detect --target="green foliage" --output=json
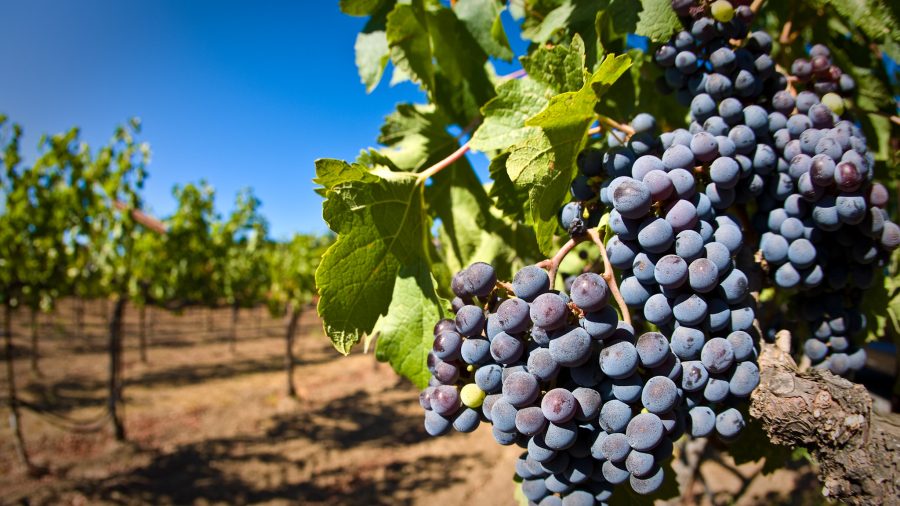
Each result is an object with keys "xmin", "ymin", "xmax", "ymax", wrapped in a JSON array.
[
  {"xmin": 635, "ymin": 0, "xmax": 683, "ymax": 42},
  {"xmin": 217, "ymin": 188, "xmax": 270, "ymax": 309},
  {"xmin": 0, "ymin": 115, "xmax": 325, "ymax": 328},
  {"xmin": 267, "ymin": 233, "xmax": 331, "ymax": 315},
  {"xmin": 315, "ymin": 2, "xmax": 638, "ymax": 383},
  {"xmin": 314, "ymin": 159, "xmax": 429, "ymax": 356},
  {"xmin": 320, "ymin": 0, "xmax": 900, "ymax": 396},
  {"xmin": 508, "ymin": 53, "xmax": 631, "ymax": 255}
]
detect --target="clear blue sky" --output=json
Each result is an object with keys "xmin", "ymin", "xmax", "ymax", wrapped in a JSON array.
[{"xmin": 0, "ymin": 1, "xmax": 526, "ymax": 239}]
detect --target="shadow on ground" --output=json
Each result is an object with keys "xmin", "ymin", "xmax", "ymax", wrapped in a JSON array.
[{"xmin": 65, "ymin": 385, "xmax": 473, "ymax": 505}]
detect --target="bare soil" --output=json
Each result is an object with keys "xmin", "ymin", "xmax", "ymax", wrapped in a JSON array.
[{"xmin": 0, "ymin": 300, "xmax": 822, "ymax": 505}]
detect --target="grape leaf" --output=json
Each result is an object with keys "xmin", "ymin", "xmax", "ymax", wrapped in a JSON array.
[
  {"xmin": 340, "ymin": 0, "xmax": 389, "ymax": 16},
  {"xmin": 428, "ymin": 155, "xmax": 540, "ymax": 279},
  {"xmin": 314, "ymin": 159, "xmax": 429, "ymax": 354},
  {"xmin": 811, "ymin": 0, "xmax": 900, "ymax": 47},
  {"xmin": 595, "ymin": 0, "xmax": 639, "ymax": 55},
  {"xmin": 386, "ymin": 4, "xmax": 434, "ymax": 92},
  {"xmin": 427, "ymin": 157, "xmax": 497, "ymax": 274},
  {"xmin": 861, "ymin": 251, "xmax": 900, "ymax": 341},
  {"xmin": 635, "ymin": 0, "xmax": 682, "ymax": 42},
  {"xmin": 453, "ymin": 0, "xmax": 513, "ymax": 61},
  {"xmin": 520, "ymin": 34, "xmax": 588, "ymax": 94},
  {"xmin": 377, "ymin": 103, "xmax": 458, "ymax": 171},
  {"xmin": 520, "ymin": 2, "xmax": 575, "ymax": 43},
  {"xmin": 487, "ymin": 151, "xmax": 528, "ymax": 221},
  {"xmin": 372, "ymin": 258, "xmax": 446, "ymax": 388},
  {"xmin": 469, "ymin": 78, "xmax": 549, "ymax": 153},
  {"xmin": 355, "ymin": 31, "xmax": 391, "ymax": 93},
  {"xmin": 508, "ymin": 54, "xmax": 631, "ymax": 255},
  {"xmin": 470, "ymin": 36, "xmax": 588, "ymax": 153},
  {"xmin": 426, "ymin": 8, "xmax": 496, "ymax": 126},
  {"xmin": 349, "ymin": 1, "xmax": 396, "ymax": 93}
]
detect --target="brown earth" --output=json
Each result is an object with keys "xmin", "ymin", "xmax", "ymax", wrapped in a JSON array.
[{"xmin": 0, "ymin": 300, "xmax": 823, "ymax": 505}]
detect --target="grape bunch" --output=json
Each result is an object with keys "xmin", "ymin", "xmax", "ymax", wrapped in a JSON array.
[
  {"xmin": 749, "ymin": 46, "xmax": 898, "ymax": 372},
  {"xmin": 423, "ymin": 254, "xmax": 758, "ymax": 503},
  {"xmin": 655, "ymin": 2, "xmax": 782, "ymax": 109},
  {"xmin": 648, "ymin": 0, "xmax": 897, "ymax": 376},
  {"xmin": 789, "ymin": 44, "xmax": 855, "ymax": 101},
  {"xmin": 797, "ymin": 295, "xmax": 868, "ymax": 375}
]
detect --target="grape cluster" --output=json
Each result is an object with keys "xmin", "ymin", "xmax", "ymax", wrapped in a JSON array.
[
  {"xmin": 789, "ymin": 44, "xmax": 855, "ymax": 101},
  {"xmin": 748, "ymin": 45, "xmax": 898, "ymax": 372},
  {"xmin": 423, "ymin": 248, "xmax": 758, "ymax": 504},
  {"xmin": 798, "ymin": 295, "xmax": 868, "ymax": 375},
  {"xmin": 424, "ymin": 262, "xmax": 682, "ymax": 501},
  {"xmin": 655, "ymin": 2, "xmax": 782, "ymax": 109},
  {"xmin": 649, "ymin": 0, "xmax": 897, "ymax": 376}
]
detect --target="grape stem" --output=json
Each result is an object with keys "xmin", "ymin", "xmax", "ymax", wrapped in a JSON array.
[
  {"xmin": 597, "ymin": 116, "xmax": 635, "ymax": 137},
  {"xmin": 778, "ymin": 19, "xmax": 794, "ymax": 44},
  {"xmin": 544, "ymin": 237, "xmax": 582, "ymax": 289},
  {"xmin": 750, "ymin": 0, "xmax": 765, "ymax": 14},
  {"xmin": 415, "ymin": 141, "xmax": 471, "ymax": 185},
  {"xmin": 495, "ymin": 280, "xmax": 514, "ymax": 294},
  {"xmin": 500, "ymin": 69, "xmax": 527, "ymax": 81},
  {"xmin": 587, "ymin": 228, "xmax": 632, "ymax": 326},
  {"xmin": 775, "ymin": 66, "xmax": 797, "ymax": 97}
]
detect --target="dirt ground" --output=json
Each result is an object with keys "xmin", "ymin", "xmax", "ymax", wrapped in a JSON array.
[{"xmin": 0, "ymin": 300, "xmax": 823, "ymax": 505}]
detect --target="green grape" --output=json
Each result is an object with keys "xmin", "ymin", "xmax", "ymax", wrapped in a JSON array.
[
  {"xmin": 710, "ymin": 0, "xmax": 735, "ymax": 22},
  {"xmin": 461, "ymin": 383, "xmax": 486, "ymax": 408},
  {"xmin": 821, "ymin": 92, "xmax": 845, "ymax": 116}
]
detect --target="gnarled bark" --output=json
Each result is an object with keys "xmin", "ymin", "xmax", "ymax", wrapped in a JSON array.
[{"xmin": 751, "ymin": 334, "xmax": 900, "ymax": 505}]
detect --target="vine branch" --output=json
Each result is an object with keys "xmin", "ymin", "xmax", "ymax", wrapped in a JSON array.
[
  {"xmin": 751, "ymin": 335, "xmax": 900, "ymax": 505},
  {"xmin": 415, "ymin": 141, "xmax": 472, "ymax": 185},
  {"xmin": 750, "ymin": 0, "xmax": 766, "ymax": 15},
  {"xmin": 113, "ymin": 201, "xmax": 166, "ymax": 234},
  {"xmin": 598, "ymin": 116, "xmax": 635, "ymax": 137}
]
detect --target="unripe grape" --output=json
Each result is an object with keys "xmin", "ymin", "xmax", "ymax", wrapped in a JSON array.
[
  {"xmin": 710, "ymin": 0, "xmax": 735, "ymax": 22},
  {"xmin": 460, "ymin": 383, "xmax": 486, "ymax": 408},
  {"xmin": 821, "ymin": 93, "xmax": 844, "ymax": 116}
]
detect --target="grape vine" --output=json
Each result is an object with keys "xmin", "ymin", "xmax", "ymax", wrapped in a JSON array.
[{"xmin": 318, "ymin": 0, "xmax": 900, "ymax": 503}]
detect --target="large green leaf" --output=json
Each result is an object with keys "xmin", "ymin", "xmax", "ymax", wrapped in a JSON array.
[
  {"xmin": 635, "ymin": 0, "xmax": 682, "ymax": 42},
  {"xmin": 520, "ymin": 35, "xmax": 588, "ymax": 94},
  {"xmin": 470, "ymin": 36, "xmax": 588, "ymax": 153},
  {"xmin": 355, "ymin": 31, "xmax": 391, "ymax": 93},
  {"xmin": 386, "ymin": 4, "xmax": 434, "ymax": 92},
  {"xmin": 372, "ymin": 259, "xmax": 446, "ymax": 388},
  {"xmin": 315, "ymin": 159, "xmax": 429, "ymax": 354},
  {"xmin": 507, "ymin": 54, "xmax": 631, "ymax": 255},
  {"xmin": 453, "ymin": 0, "xmax": 513, "ymax": 61},
  {"xmin": 521, "ymin": 2, "xmax": 576, "ymax": 43},
  {"xmin": 377, "ymin": 103, "xmax": 458, "ymax": 171},
  {"xmin": 426, "ymin": 7, "xmax": 496, "ymax": 126},
  {"xmin": 469, "ymin": 78, "xmax": 549, "ymax": 153}
]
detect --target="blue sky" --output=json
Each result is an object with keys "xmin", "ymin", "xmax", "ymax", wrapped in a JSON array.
[{"xmin": 1, "ymin": 1, "xmax": 526, "ymax": 239}]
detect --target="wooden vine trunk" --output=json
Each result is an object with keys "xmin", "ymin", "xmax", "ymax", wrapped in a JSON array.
[
  {"xmin": 108, "ymin": 296, "xmax": 126, "ymax": 441},
  {"xmin": 4, "ymin": 304, "xmax": 34, "ymax": 471},
  {"xmin": 285, "ymin": 306, "xmax": 302, "ymax": 398},
  {"xmin": 752, "ymin": 335, "xmax": 900, "ymax": 505}
]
